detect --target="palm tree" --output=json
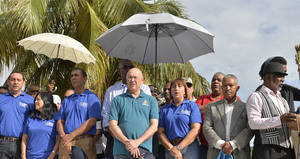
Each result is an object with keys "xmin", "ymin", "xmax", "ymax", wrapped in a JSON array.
[{"xmin": 0, "ymin": 0, "xmax": 211, "ymax": 100}]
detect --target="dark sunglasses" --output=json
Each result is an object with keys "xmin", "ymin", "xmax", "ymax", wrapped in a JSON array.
[
  {"xmin": 187, "ymin": 83, "xmax": 193, "ymax": 88},
  {"xmin": 274, "ymin": 73, "xmax": 286, "ymax": 78},
  {"xmin": 29, "ymin": 90, "xmax": 39, "ymax": 93},
  {"xmin": 121, "ymin": 65, "xmax": 134, "ymax": 70},
  {"xmin": 163, "ymin": 88, "xmax": 171, "ymax": 92}
]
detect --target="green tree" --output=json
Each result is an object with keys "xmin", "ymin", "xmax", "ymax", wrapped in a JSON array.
[{"xmin": 0, "ymin": 0, "xmax": 210, "ymax": 100}]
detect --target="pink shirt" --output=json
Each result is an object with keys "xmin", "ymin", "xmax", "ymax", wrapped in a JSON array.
[{"xmin": 246, "ymin": 85, "xmax": 289, "ymax": 130}]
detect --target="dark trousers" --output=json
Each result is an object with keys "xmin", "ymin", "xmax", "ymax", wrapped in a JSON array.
[
  {"xmin": 0, "ymin": 139, "xmax": 21, "ymax": 159},
  {"xmin": 152, "ymin": 133, "xmax": 159, "ymax": 158},
  {"xmin": 252, "ymin": 144, "xmax": 295, "ymax": 159},
  {"xmin": 114, "ymin": 147, "xmax": 155, "ymax": 159},
  {"xmin": 199, "ymin": 144, "xmax": 208, "ymax": 159},
  {"xmin": 104, "ymin": 131, "xmax": 114, "ymax": 159}
]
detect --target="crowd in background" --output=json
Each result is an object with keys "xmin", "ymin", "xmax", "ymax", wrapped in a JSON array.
[{"xmin": 0, "ymin": 56, "xmax": 300, "ymax": 159}]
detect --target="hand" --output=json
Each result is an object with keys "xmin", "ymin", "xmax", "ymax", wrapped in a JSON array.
[
  {"xmin": 221, "ymin": 142, "xmax": 233, "ymax": 155},
  {"xmin": 125, "ymin": 139, "xmax": 141, "ymax": 152},
  {"xmin": 63, "ymin": 142, "xmax": 72, "ymax": 154},
  {"xmin": 130, "ymin": 147, "xmax": 141, "ymax": 158},
  {"xmin": 47, "ymin": 152, "xmax": 56, "ymax": 159},
  {"xmin": 61, "ymin": 134, "xmax": 75, "ymax": 145},
  {"xmin": 169, "ymin": 146, "xmax": 182, "ymax": 159},
  {"xmin": 281, "ymin": 113, "xmax": 297, "ymax": 124}
]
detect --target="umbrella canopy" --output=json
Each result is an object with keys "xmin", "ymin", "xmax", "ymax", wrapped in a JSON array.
[
  {"xmin": 96, "ymin": 12, "xmax": 214, "ymax": 64},
  {"xmin": 19, "ymin": 33, "xmax": 96, "ymax": 64}
]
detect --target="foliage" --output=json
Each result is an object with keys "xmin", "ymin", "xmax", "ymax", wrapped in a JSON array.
[{"xmin": 0, "ymin": 0, "xmax": 211, "ymax": 100}]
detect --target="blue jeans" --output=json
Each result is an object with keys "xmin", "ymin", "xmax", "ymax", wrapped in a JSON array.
[
  {"xmin": 70, "ymin": 146, "xmax": 87, "ymax": 159},
  {"xmin": 0, "ymin": 139, "xmax": 21, "ymax": 159},
  {"xmin": 165, "ymin": 140, "xmax": 200, "ymax": 159},
  {"xmin": 199, "ymin": 144, "xmax": 208, "ymax": 159}
]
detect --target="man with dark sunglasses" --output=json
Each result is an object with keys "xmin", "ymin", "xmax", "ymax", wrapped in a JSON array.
[
  {"xmin": 183, "ymin": 77, "xmax": 197, "ymax": 102},
  {"xmin": 26, "ymin": 84, "xmax": 39, "ymax": 98}
]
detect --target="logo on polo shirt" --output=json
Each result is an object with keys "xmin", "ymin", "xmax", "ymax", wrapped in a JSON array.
[
  {"xmin": 45, "ymin": 122, "xmax": 54, "ymax": 127},
  {"xmin": 142, "ymin": 100, "xmax": 149, "ymax": 106},
  {"xmin": 80, "ymin": 102, "xmax": 88, "ymax": 108},
  {"xmin": 19, "ymin": 102, "xmax": 28, "ymax": 108},
  {"xmin": 180, "ymin": 109, "xmax": 191, "ymax": 116}
]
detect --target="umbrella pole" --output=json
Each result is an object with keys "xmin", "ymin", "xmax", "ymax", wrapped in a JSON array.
[{"xmin": 154, "ymin": 24, "xmax": 158, "ymax": 88}]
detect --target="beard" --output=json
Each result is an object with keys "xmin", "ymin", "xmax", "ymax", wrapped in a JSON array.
[{"xmin": 270, "ymin": 78, "xmax": 281, "ymax": 91}]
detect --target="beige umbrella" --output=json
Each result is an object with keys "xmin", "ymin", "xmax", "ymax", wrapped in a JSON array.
[{"xmin": 18, "ymin": 33, "xmax": 96, "ymax": 64}]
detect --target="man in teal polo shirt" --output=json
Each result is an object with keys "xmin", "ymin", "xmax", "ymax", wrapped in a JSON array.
[{"xmin": 109, "ymin": 68, "xmax": 159, "ymax": 159}]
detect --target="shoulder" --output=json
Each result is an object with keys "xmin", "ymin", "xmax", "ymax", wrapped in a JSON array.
[
  {"xmin": 23, "ymin": 93, "xmax": 34, "ymax": 101},
  {"xmin": 106, "ymin": 82, "xmax": 122, "ymax": 92}
]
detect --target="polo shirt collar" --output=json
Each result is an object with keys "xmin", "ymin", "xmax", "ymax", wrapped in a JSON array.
[
  {"xmin": 73, "ymin": 89, "xmax": 90, "ymax": 96},
  {"xmin": 170, "ymin": 99, "xmax": 189, "ymax": 107},
  {"xmin": 6, "ymin": 91, "xmax": 25, "ymax": 97},
  {"xmin": 125, "ymin": 89, "xmax": 145, "ymax": 98}
]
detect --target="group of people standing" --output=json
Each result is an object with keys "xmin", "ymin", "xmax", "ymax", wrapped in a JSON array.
[{"xmin": 0, "ymin": 56, "xmax": 299, "ymax": 159}]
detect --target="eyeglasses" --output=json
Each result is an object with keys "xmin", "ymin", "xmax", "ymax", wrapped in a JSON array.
[
  {"xmin": 29, "ymin": 90, "xmax": 39, "ymax": 93},
  {"xmin": 121, "ymin": 65, "xmax": 134, "ymax": 70},
  {"xmin": 187, "ymin": 83, "xmax": 193, "ymax": 88},
  {"xmin": 274, "ymin": 73, "xmax": 285, "ymax": 78}
]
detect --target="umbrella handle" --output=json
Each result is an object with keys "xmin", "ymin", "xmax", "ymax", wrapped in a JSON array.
[{"xmin": 145, "ymin": 18, "xmax": 150, "ymax": 32}]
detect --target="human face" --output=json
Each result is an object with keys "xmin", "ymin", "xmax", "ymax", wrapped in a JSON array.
[
  {"xmin": 211, "ymin": 73, "xmax": 224, "ymax": 93},
  {"xmin": 163, "ymin": 82, "xmax": 171, "ymax": 100},
  {"xmin": 71, "ymin": 70, "xmax": 87, "ymax": 89},
  {"xmin": 171, "ymin": 82, "xmax": 186, "ymax": 101},
  {"xmin": 222, "ymin": 77, "xmax": 239, "ymax": 102},
  {"xmin": 8, "ymin": 73, "xmax": 25, "ymax": 95},
  {"xmin": 186, "ymin": 83, "xmax": 194, "ymax": 97},
  {"xmin": 282, "ymin": 65, "xmax": 287, "ymax": 73},
  {"xmin": 270, "ymin": 73, "xmax": 285, "ymax": 91},
  {"xmin": 118, "ymin": 61, "xmax": 134, "ymax": 83},
  {"xmin": 47, "ymin": 83, "xmax": 55, "ymax": 92},
  {"xmin": 126, "ymin": 68, "xmax": 143, "ymax": 92},
  {"xmin": 34, "ymin": 95, "xmax": 44, "ymax": 112},
  {"xmin": 28, "ymin": 85, "xmax": 39, "ymax": 97}
]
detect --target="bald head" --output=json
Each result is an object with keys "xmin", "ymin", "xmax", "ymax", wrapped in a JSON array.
[{"xmin": 126, "ymin": 68, "xmax": 144, "ymax": 93}]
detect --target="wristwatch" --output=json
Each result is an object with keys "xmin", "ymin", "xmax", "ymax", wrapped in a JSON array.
[{"xmin": 176, "ymin": 145, "xmax": 182, "ymax": 151}]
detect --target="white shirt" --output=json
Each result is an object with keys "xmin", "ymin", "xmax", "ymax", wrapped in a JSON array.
[
  {"xmin": 100, "ymin": 81, "xmax": 151, "ymax": 130},
  {"xmin": 246, "ymin": 85, "xmax": 289, "ymax": 130},
  {"xmin": 215, "ymin": 99, "xmax": 237, "ymax": 150}
]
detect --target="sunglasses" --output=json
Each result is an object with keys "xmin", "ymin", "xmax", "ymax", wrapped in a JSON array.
[
  {"xmin": 274, "ymin": 73, "xmax": 285, "ymax": 78},
  {"xmin": 187, "ymin": 83, "xmax": 193, "ymax": 88},
  {"xmin": 121, "ymin": 65, "xmax": 134, "ymax": 70},
  {"xmin": 29, "ymin": 90, "xmax": 39, "ymax": 93}
]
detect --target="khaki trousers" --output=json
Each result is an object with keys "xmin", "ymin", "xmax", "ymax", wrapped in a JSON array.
[{"xmin": 59, "ymin": 135, "xmax": 96, "ymax": 159}]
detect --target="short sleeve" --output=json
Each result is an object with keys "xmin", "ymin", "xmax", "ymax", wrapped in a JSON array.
[
  {"xmin": 190, "ymin": 102, "xmax": 202, "ymax": 124},
  {"xmin": 109, "ymin": 97, "xmax": 120, "ymax": 121},
  {"xmin": 55, "ymin": 99, "xmax": 65, "ymax": 120},
  {"xmin": 87, "ymin": 94, "xmax": 102, "ymax": 120},
  {"xmin": 23, "ymin": 118, "xmax": 30, "ymax": 135},
  {"xmin": 149, "ymin": 96, "xmax": 159, "ymax": 120},
  {"xmin": 158, "ymin": 108, "xmax": 165, "ymax": 128}
]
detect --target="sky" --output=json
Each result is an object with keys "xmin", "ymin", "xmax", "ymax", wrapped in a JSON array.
[{"xmin": 180, "ymin": 0, "xmax": 300, "ymax": 106}]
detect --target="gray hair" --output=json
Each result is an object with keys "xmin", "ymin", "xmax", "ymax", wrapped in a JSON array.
[{"xmin": 223, "ymin": 74, "xmax": 238, "ymax": 84}]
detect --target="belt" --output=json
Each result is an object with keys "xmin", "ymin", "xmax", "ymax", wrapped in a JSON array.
[
  {"xmin": 73, "ymin": 134, "xmax": 94, "ymax": 140},
  {"xmin": 0, "ymin": 135, "xmax": 20, "ymax": 141},
  {"xmin": 170, "ymin": 138, "xmax": 183, "ymax": 145}
]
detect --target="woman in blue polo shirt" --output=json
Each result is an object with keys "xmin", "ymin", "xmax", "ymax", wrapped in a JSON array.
[
  {"xmin": 158, "ymin": 78, "xmax": 202, "ymax": 159},
  {"xmin": 21, "ymin": 92, "xmax": 59, "ymax": 159}
]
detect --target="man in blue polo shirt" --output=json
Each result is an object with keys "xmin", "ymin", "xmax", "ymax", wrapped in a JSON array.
[
  {"xmin": 56, "ymin": 68, "xmax": 102, "ymax": 159},
  {"xmin": 109, "ymin": 68, "xmax": 159, "ymax": 159},
  {"xmin": 0, "ymin": 71, "xmax": 34, "ymax": 159}
]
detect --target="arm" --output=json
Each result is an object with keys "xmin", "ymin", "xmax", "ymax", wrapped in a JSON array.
[
  {"xmin": 109, "ymin": 120, "xmax": 129, "ymax": 144},
  {"xmin": 62, "ymin": 118, "xmax": 97, "ymax": 143},
  {"xmin": 246, "ymin": 92, "xmax": 281, "ymax": 129},
  {"xmin": 158, "ymin": 127, "xmax": 182, "ymax": 158},
  {"xmin": 47, "ymin": 136, "xmax": 60, "ymax": 159},
  {"xmin": 21, "ymin": 134, "xmax": 28, "ymax": 159},
  {"xmin": 177, "ymin": 123, "xmax": 200, "ymax": 150},
  {"xmin": 127, "ymin": 119, "xmax": 158, "ymax": 149},
  {"xmin": 101, "ymin": 89, "xmax": 112, "ymax": 130},
  {"xmin": 203, "ymin": 104, "xmax": 223, "ymax": 147},
  {"xmin": 56, "ymin": 120, "xmax": 66, "ymax": 136}
]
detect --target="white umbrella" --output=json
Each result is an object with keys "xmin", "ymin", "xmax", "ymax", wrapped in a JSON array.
[
  {"xmin": 96, "ymin": 13, "xmax": 214, "ymax": 85},
  {"xmin": 18, "ymin": 33, "xmax": 96, "ymax": 64}
]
